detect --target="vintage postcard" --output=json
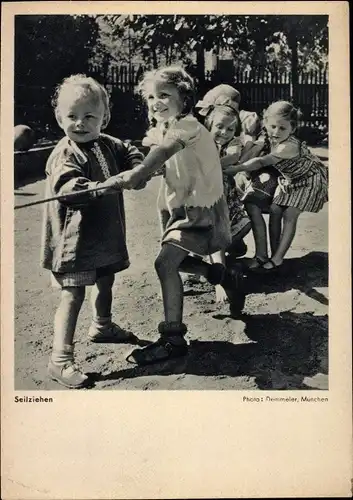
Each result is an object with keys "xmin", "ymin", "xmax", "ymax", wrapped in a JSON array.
[{"xmin": 1, "ymin": 1, "xmax": 351, "ymax": 498}]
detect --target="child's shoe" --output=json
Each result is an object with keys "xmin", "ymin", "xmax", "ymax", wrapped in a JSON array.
[
  {"xmin": 88, "ymin": 321, "xmax": 136, "ymax": 343},
  {"xmin": 48, "ymin": 359, "xmax": 89, "ymax": 389},
  {"xmin": 126, "ymin": 322, "xmax": 188, "ymax": 365}
]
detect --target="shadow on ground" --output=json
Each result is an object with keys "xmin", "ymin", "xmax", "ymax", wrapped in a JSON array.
[
  {"xmin": 240, "ymin": 251, "xmax": 328, "ymax": 306},
  {"xmin": 97, "ymin": 251, "xmax": 328, "ymax": 389},
  {"xmin": 99, "ymin": 310, "xmax": 328, "ymax": 390}
]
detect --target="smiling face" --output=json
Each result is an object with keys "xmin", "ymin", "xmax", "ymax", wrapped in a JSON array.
[
  {"xmin": 264, "ymin": 115, "xmax": 294, "ymax": 145},
  {"xmin": 145, "ymin": 80, "xmax": 185, "ymax": 123},
  {"xmin": 56, "ymin": 91, "xmax": 107, "ymax": 143},
  {"xmin": 209, "ymin": 110, "xmax": 239, "ymax": 146}
]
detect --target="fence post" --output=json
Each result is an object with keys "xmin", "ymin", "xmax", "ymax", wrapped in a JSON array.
[{"xmin": 287, "ymin": 30, "xmax": 299, "ymax": 104}]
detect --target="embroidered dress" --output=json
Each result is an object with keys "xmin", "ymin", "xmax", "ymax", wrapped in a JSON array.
[
  {"xmin": 219, "ymin": 137, "xmax": 251, "ymax": 241},
  {"xmin": 142, "ymin": 115, "xmax": 231, "ymax": 256},
  {"xmin": 271, "ymin": 136, "xmax": 328, "ymax": 213},
  {"xmin": 40, "ymin": 133, "xmax": 144, "ymax": 277}
]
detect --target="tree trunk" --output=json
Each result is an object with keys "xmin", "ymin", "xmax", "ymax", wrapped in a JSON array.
[
  {"xmin": 196, "ymin": 44, "xmax": 205, "ymax": 85},
  {"xmin": 152, "ymin": 48, "xmax": 158, "ymax": 69}
]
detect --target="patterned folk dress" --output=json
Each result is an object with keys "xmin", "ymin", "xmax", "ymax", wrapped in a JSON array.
[
  {"xmin": 142, "ymin": 114, "xmax": 232, "ymax": 257},
  {"xmin": 271, "ymin": 136, "xmax": 328, "ymax": 213},
  {"xmin": 40, "ymin": 133, "xmax": 144, "ymax": 286},
  {"xmin": 219, "ymin": 135, "xmax": 252, "ymax": 242}
]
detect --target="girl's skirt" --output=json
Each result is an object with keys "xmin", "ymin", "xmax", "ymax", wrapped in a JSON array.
[
  {"xmin": 272, "ymin": 155, "xmax": 328, "ymax": 213},
  {"xmin": 159, "ymin": 195, "xmax": 232, "ymax": 257}
]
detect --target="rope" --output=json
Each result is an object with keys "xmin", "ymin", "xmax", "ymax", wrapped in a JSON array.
[{"xmin": 14, "ymin": 185, "xmax": 117, "ymax": 210}]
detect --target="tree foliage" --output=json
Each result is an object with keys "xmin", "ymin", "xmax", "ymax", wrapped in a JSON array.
[
  {"xmin": 15, "ymin": 15, "xmax": 99, "ymax": 86},
  {"xmin": 93, "ymin": 14, "xmax": 328, "ymax": 75},
  {"xmin": 15, "ymin": 15, "xmax": 100, "ymax": 133}
]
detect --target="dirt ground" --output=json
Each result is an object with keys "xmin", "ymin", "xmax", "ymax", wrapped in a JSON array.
[{"xmin": 14, "ymin": 147, "xmax": 328, "ymax": 391}]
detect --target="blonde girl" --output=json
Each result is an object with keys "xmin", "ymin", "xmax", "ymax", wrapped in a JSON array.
[
  {"xmin": 224, "ymin": 100, "xmax": 328, "ymax": 272},
  {"xmin": 117, "ymin": 66, "xmax": 245, "ymax": 365},
  {"xmin": 195, "ymin": 86, "xmax": 255, "ymax": 302},
  {"xmin": 197, "ymin": 86, "xmax": 254, "ymax": 257},
  {"xmin": 41, "ymin": 74, "xmax": 144, "ymax": 388}
]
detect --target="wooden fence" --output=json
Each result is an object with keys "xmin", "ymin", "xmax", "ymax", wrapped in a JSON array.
[
  {"xmin": 89, "ymin": 63, "xmax": 328, "ymax": 131},
  {"xmin": 204, "ymin": 66, "xmax": 328, "ymax": 128},
  {"xmin": 14, "ymin": 64, "xmax": 328, "ymax": 142}
]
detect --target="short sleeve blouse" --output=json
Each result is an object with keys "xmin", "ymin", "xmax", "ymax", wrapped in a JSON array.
[
  {"xmin": 271, "ymin": 137, "xmax": 300, "ymax": 160},
  {"xmin": 142, "ymin": 115, "xmax": 201, "ymax": 149},
  {"xmin": 164, "ymin": 115, "xmax": 201, "ymax": 147}
]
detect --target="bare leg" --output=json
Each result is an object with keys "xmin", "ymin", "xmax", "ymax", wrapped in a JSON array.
[
  {"xmin": 90, "ymin": 274, "xmax": 115, "ymax": 321},
  {"xmin": 227, "ymin": 221, "xmax": 252, "ymax": 258},
  {"xmin": 49, "ymin": 286, "xmax": 88, "ymax": 388},
  {"xmin": 127, "ymin": 245, "xmax": 247, "ymax": 365},
  {"xmin": 155, "ymin": 243, "xmax": 190, "ymax": 324},
  {"xmin": 269, "ymin": 203, "xmax": 284, "ymax": 256},
  {"xmin": 263, "ymin": 206, "xmax": 302, "ymax": 268},
  {"xmin": 89, "ymin": 273, "xmax": 134, "ymax": 342},
  {"xmin": 53, "ymin": 287, "xmax": 85, "ymax": 351},
  {"xmin": 209, "ymin": 250, "xmax": 229, "ymax": 303},
  {"xmin": 245, "ymin": 202, "xmax": 269, "ymax": 268}
]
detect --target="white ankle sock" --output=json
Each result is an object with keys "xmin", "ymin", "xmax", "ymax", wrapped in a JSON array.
[
  {"xmin": 91, "ymin": 315, "xmax": 112, "ymax": 329},
  {"xmin": 51, "ymin": 344, "xmax": 74, "ymax": 366}
]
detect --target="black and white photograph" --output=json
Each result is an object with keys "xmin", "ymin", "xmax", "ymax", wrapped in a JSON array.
[
  {"xmin": 1, "ymin": 2, "xmax": 351, "ymax": 499},
  {"xmin": 13, "ymin": 11, "xmax": 330, "ymax": 391}
]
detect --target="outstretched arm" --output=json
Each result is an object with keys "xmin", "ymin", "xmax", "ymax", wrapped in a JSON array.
[
  {"xmin": 224, "ymin": 153, "xmax": 280, "ymax": 176},
  {"xmin": 220, "ymin": 141, "xmax": 264, "ymax": 169},
  {"xmin": 117, "ymin": 139, "xmax": 184, "ymax": 189}
]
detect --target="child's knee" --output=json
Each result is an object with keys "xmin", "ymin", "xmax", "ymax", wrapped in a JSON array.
[
  {"xmin": 270, "ymin": 203, "xmax": 282, "ymax": 216},
  {"xmin": 61, "ymin": 287, "xmax": 85, "ymax": 306},
  {"xmin": 154, "ymin": 251, "xmax": 178, "ymax": 276},
  {"xmin": 283, "ymin": 207, "xmax": 301, "ymax": 222},
  {"xmin": 154, "ymin": 254, "xmax": 168, "ymax": 276},
  {"xmin": 245, "ymin": 202, "xmax": 263, "ymax": 219}
]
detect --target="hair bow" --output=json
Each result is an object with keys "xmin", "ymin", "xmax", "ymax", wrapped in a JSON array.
[{"xmin": 195, "ymin": 96, "xmax": 240, "ymax": 117}]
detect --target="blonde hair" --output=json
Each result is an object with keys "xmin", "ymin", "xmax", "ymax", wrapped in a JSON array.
[
  {"xmin": 204, "ymin": 106, "xmax": 242, "ymax": 138},
  {"xmin": 264, "ymin": 101, "xmax": 302, "ymax": 130},
  {"xmin": 52, "ymin": 74, "xmax": 111, "ymax": 128},
  {"xmin": 138, "ymin": 65, "xmax": 195, "ymax": 125}
]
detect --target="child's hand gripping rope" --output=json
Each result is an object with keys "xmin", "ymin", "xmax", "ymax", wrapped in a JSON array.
[{"xmin": 15, "ymin": 175, "xmax": 125, "ymax": 210}]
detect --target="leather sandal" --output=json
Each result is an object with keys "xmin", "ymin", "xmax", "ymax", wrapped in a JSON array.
[
  {"xmin": 126, "ymin": 337, "xmax": 188, "ymax": 366},
  {"xmin": 248, "ymin": 256, "xmax": 269, "ymax": 270},
  {"xmin": 254, "ymin": 258, "xmax": 283, "ymax": 273}
]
